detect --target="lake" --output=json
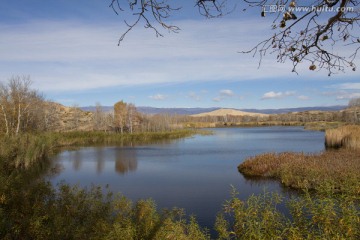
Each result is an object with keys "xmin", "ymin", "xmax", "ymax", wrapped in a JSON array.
[{"xmin": 50, "ymin": 127, "xmax": 325, "ymax": 232}]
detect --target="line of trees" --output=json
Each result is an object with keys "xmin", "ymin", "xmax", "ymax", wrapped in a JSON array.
[
  {"xmin": 113, "ymin": 100, "xmax": 179, "ymax": 133},
  {"xmin": 0, "ymin": 76, "xmax": 182, "ymax": 135},
  {"xmin": 2, "ymin": 76, "xmax": 359, "ymax": 136},
  {"xmin": 0, "ymin": 76, "xmax": 45, "ymax": 135}
]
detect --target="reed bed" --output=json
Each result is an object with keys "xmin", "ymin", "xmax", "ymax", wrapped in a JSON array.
[
  {"xmin": 0, "ymin": 129, "xmax": 201, "ymax": 171},
  {"xmin": 51, "ymin": 129, "xmax": 200, "ymax": 147},
  {"xmin": 238, "ymin": 150, "xmax": 360, "ymax": 194},
  {"xmin": 325, "ymin": 125, "xmax": 360, "ymax": 149}
]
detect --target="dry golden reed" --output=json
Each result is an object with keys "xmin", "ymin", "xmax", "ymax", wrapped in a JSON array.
[
  {"xmin": 325, "ymin": 125, "xmax": 360, "ymax": 149},
  {"xmin": 238, "ymin": 150, "xmax": 360, "ymax": 193}
]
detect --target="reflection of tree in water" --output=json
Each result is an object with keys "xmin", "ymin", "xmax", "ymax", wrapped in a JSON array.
[
  {"xmin": 241, "ymin": 174, "xmax": 302, "ymax": 196},
  {"xmin": 95, "ymin": 147, "xmax": 105, "ymax": 174},
  {"xmin": 72, "ymin": 151, "xmax": 82, "ymax": 171},
  {"xmin": 115, "ymin": 148, "xmax": 138, "ymax": 174}
]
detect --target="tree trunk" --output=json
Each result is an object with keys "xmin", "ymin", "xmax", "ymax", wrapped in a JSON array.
[
  {"xmin": 0, "ymin": 104, "xmax": 9, "ymax": 135},
  {"xmin": 16, "ymin": 101, "xmax": 21, "ymax": 135}
]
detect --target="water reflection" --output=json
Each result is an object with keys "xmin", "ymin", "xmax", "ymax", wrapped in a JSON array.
[
  {"xmin": 242, "ymin": 174, "xmax": 278, "ymax": 186},
  {"xmin": 115, "ymin": 148, "xmax": 137, "ymax": 175},
  {"xmin": 56, "ymin": 146, "xmax": 139, "ymax": 175},
  {"xmin": 51, "ymin": 127, "xmax": 325, "ymax": 235},
  {"xmin": 73, "ymin": 151, "xmax": 82, "ymax": 171},
  {"xmin": 95, "ymin": 147, "xmax": 105, "ymax": 173}
]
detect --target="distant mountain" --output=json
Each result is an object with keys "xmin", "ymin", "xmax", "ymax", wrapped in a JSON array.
[
  {"xmin": 80, "ymin": 106, "xmax": 220, "ymax": 115},
  {"xmin": 240, "ymin": 106, "xmax": 347, "ymax": 114},
  {"xmin": 191, "ymin": 108, "xmax": 268, "ymax": 117},
  {"xmin": 80, "ymin": 105, "xmax": 347, "ymax": 115},
  {"xmin": 136, "ymin": 107, "xmax": 220, "ymax": 115}
]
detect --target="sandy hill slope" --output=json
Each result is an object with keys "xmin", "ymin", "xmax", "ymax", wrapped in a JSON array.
[
  {"xmin": 45, "ymin": 102, "xmax": 94, "ymax": 131},
  {"xmin": 191, "ymin": 108, "xmax": 268, "ymax": 117}
]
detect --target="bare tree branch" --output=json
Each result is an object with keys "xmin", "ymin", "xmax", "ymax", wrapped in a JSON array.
[
  {"xmin": 110, "ymin": 0, "xmax": 181, "ymax": 46},
  {"xmin": 242, "ymin": 0, "xmax": 360, "ymax": 75},
  {"xmin": 110, "ymin": 0, "xmax": 360, "ymax": 74}
]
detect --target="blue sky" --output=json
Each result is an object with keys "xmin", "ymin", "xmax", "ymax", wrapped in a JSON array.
[{"xmin": 0, "ymin": 0, "xmax": 359, "ymax": 108}]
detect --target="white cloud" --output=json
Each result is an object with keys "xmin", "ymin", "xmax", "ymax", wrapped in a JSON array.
[
  {"xmin": 187, "ymin": 92, "xmax": 201, "ymax": 101},
  {"xmin": 330, "ymin": 83, "xmax": 360, "ymax": 90},
  {"xmin": 212, "ymin": 97, "xmax": 222, "ymax": 102},
  {"xmin": 1, "ymin": 17, "xmax": 359, "ymax": 100},
  {"xmin": 261, "ymin": 91, "xmax": 296, "ymax": 100},
  {"xmin": 262, "ymin": 91, "xmax": 282, "ymax": 99},
  {"xmin": 220, "ymin": 89, "xmax": 235, "ymax": 97},
  {"xmin": 298, "ymin": 95, "xmax": 310, "ymax": 100},
  {"xmin": 213, "ymin": 89, "xmax": 238, "ymax": 102},
  {"xmin": 336, "ymin": 92, "xmax": 360, "ymax": 100},
  {"xmin": 322, "ymin": 90, "xmax": 360, "ymax": 100},
  {"xmin": 149, "ymin": 94, "xmax": 166, "ymax": 100},
  {"xmin": 0, "ymin": 18, "xmax": 332, "ymax": 93},
  {"xmin": 285, "ymin": 91, "xmax": 296, "ymax": 96}
]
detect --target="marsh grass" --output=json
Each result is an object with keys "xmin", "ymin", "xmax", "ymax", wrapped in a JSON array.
[
  {"xmin": 234, "ymin": 125, "xmax": 360, "ymax": 238},
  {"xmin": 216, "ymin": 189, "xmax": 360, "ymax": 239},
  {"xmin": 238, "ymin": 150, "xmax": 360, "ymax": 194},
  {"xmin": 0, "ymin": 129, "xmax": 211, "ymax": 239},
  {"xmin": 3, "ymin": 126, "xmax": 360, "ymax": 239},
  {"xmin": 325, "ymin": 125, "xmax": 360, "ymax": 149},
  {"xmin": 304, "ymin": 121, "xmax": 344, "ymax": 131},
  {"xmin": 0, "ymin": 134, "xmax": 55, "ymax": 171},
  {"xmin": 1, "ymin": 181, "xmax": 210, "ymax": 240},
  {"xmin": 0, "ymin": 129, "xmax": 201, "ymax": 171}
]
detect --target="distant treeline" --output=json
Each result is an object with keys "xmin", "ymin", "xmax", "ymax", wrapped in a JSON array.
[
  {"xmin": 1, "ymin": 76, "xmax": 359, "ymax": 136},
  {"xmin": 0, "ymin": 76, "xmax": 183, "ymax": 135}
]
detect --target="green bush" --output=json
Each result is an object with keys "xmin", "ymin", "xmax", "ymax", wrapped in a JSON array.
[{"xmin": 216, "ymin": 189, "xmax": 360, "ymax": 240}]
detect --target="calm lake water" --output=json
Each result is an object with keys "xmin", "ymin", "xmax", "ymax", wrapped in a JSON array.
[{"xmin": 50, "ymin": 127, "xmax": 324, "ymax": 232}]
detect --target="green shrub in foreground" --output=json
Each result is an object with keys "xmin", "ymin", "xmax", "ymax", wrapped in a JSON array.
[
  {"xmin": 216, "ymin": 189, "xmax": 360, "ymax": 239},
  {"xmin": 0, "ymin": 181, "xmax": 210, "ymax": 240}
]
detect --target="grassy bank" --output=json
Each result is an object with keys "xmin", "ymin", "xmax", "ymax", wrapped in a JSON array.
[
  {"xmin": 215, "ymin": 189, "xmax": 360, "ymax": 239},
  {"xmin": 0, "ymin": 129, "xmax": 211, "ymax": 239},
  {"xmin": 325, "ymin": 125, "xmax": 360, "ymax": 149},
  {"xmin": 52, "ymin": 129, "xmax": 203, "ymax": 147},
  {"xmin": 0, "ymin": 129, "xmax": 203, "ymax": 170},
  {"xmin": 185, "ymin": 121, "xmax": 304, "ymax": 128},
  {"xmin": 0, "ymin": 180, "xmax": 210, "ymax": 239},
  {"xmin": 184, "ymin": 121, "xmax": 344, "ymax": 130},
  {"xmin": 232, "ymin": 124, "xmax": 360, "ymax": 238},
  {"xmin": 2, "ymin": 126, "xmax": 360, "ymax": 238},
  {"xmin": 238, "ymin": 150, "xmax": 360, "ymax": 194}
]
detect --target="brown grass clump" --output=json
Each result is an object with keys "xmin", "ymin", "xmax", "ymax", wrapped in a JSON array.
[
  {"xmin": 325, "ymin": 125, "xmax": 360, "ymax": 149},
  {"xmin": 238, "ymin": 150, "xmax": 360, "ymax": 194}
]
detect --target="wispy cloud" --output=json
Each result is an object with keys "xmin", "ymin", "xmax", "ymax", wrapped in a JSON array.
[
  {"xmin": 297, "ymin": 95, "xmax": 310, "ymax": 100},
  {"xmin": 187, "ymin": 92, "xmax": 201, "ymax": 101},
  {"xmin": 322, "ymin": 90, "xmax": 360, "ymax": 100},
  {"xmin": 220, "ymin": 89, "xmax": 234, "ymax": 97},
  {"xmin": 323, "ymin": 83, "xmax": 360, "ymax": 101},
  {"xmin": 336, "ymin": 92, "xmax": 360, "ymax": 100},
  {"xmin": 212, "ymin": 97, "xmax": 222, "ymax": 102},
  {"xmin": 330, "ymin": 83, "xmax": 360, "ymax": 90},
  {"xmin": 0, "ymin": 19, "xmax": 334, "ymax": 93},
  {"xmin": 261, "ymin": 91, "xmax": 296, "ymax": 100},
  {"xmin": 212, "ymin": 89, "xmax": 238, "ymax": 102},
  {"xmin": 149, "ymin": 94, "xmax": 167, "ymax": 100}
]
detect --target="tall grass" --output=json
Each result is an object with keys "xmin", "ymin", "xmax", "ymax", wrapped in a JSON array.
[
  {"xmin": 325, "ymin": 125, "xmax": 360, "ymax": 149},
  {"xmin": 238, "ymin": 150, "xmax": 360, "ymax": 194},
  {"xmin": 0, "ymin": 129, "xmax": 201, "ymax": 171},
  {"xmin": 216, "ymin": 189, "xmax": 360, "ymax": 239},
  {"xmin": 1, "ymin": 181, "xmax": 210, "ymax": 240},
  {"xmin": 0, "ymin": 134, "xmax": 56, "ymax": 171},
  {"xmin": 51, "ymin": 129, "xmax": 201, "ymax": 147},
  {"xmin": 0, "ymin": 129, "xmax": 210, "ymax": 239}
]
